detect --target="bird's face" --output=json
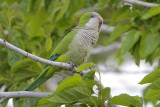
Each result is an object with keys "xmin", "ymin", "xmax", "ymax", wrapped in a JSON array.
[{"xmin": 79, "ymin": 12, "xmax": 103, "ymax": 32}]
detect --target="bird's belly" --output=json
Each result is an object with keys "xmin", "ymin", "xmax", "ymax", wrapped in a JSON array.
[{"xmin": 65, "ymin": 46, "xmax": 91, "ymax": 65}]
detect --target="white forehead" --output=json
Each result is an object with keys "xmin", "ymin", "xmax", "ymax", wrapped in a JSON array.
[
  {"xmin": 90, "ymin": 12, "xmax": 100, "ymax": 16},
  {"xmin": 85, "ymin": 12, "xmax": 100, "ymax": 29}
]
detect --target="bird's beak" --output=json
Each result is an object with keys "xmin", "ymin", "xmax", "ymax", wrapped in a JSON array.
[{"xmin": 98, "ymin": 16, "xmax": 103, "ymax": 25}]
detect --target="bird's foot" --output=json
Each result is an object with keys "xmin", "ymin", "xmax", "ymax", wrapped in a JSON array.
[{"xmin": 67, "ymin": 61, "xmax": 76, "ymax": 72}]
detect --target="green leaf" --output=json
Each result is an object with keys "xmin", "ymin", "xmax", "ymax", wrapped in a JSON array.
[
  {"xmin": 30, "ymin": 7, "xmax": 48, "ymax": 36},
  {"xmin": 119, "ymin": 29, "xmax": 140, "ymax": 55},
  {"xmin": 5, "ymin": 0, "xmax": 17, "ymax": 7},
  {"xmin": 83, "ymin": 71, "xmax": 95, "ymax": 80},
  {"xmin": 7, "ymin": 37, "xmax": 25, "ymax": 66},
  {"xmin": 155, "ymin": 103, "xmax": 160, "ymax": 107},
  {"xmin": 142, "ymin": 6, "xmax": 160, "ymax": 19},
  {"xmin": 80, "ymin": 96, "xmax": 103, "ymax": 106},
  {"xmin": 139, "ymin": 69, "xmax": 160, "ymax": 84},
  {"xmin": 7, "ymin": 50, "xmax": 22, "ymax": 67},
  {"xmin": 28, "ymin": 0, "xmax": 43, "ymax": 14},
  {"xmin": 108, "ymin": 94, "xmax": 143, "ymax": 107},
  {"xmin": 49, "ymin": 84, "xmax": 91, "ymax": 104},
  {"xmin": 45, "ymin": 37, "xmax": 52, "ymax": 51},
  {"xmin": 11, "ymin": 59, "xmax": 41, "ymax": 81},
  {"xmin": 109, "ymin": 22, "xmax": 131, "ymax": 42},
  {"xmin": 0, "ymin": 11, "xmax": 8, "ymax": 29},
  {"xmin": 11, "ymin": 59, "xmax": 41, "ymax": 73},
  {"xmin": 56, "ymin": 74, "xmax": 82, "ymax": 93},
  {"xmin": 145, "ymin": 89, "xmax": 160, "ymax": 100},
  {"xmin": 139, "ymin": 32, "xmax": 160, "ymax": 59},
  {"xmin": 130, "ymin": 38, "xmax": 141, "ymax": 66},
  {"xmin": 149, "ymin": 78, "xmax": 160, "ymax": 90},
  {"xmin": 22, "ymin": 98, "xmax": 39, "ymax": 107},
  {"xmin": 77, "ymin": 62, "xmax": 96, "ymax": 72},
  {"xmin": 55, "ymin": 0, "xmax": 70, "ymax": 22},
  {"xmin": 101, "ymin": 87, "xmax": 110, "ymax": 101},
  {"xmin": 111, "ymin": 5, "xmax": 139, "ymax": 24},
  {"xmin": 97, "ymin": 0, "xmax": 109, "ymax": 8}
]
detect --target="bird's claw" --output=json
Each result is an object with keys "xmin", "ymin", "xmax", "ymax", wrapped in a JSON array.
[{"xmin": 67, "ymin": 61, "xmax": 75, "ymax": 72}]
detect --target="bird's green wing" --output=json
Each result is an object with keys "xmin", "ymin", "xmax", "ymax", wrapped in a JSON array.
[
  {"xmin": 51, "ymin": 29, "xmax": 78, "ymax": 55},
  {"xmin": 24, "ymin": 29, "xmax": 78, "ymax": 92}
]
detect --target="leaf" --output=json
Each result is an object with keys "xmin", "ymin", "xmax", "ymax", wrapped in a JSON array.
[
  {"xmin": 49, "ymin": 84, "xmax": 91, "ymax": 104},
  {"xmin": 108, "ymin": 94, "xmax": 143, "ymax": 107},
  {"xmin": 119, "ymin": 29, "xmax": 140, "ymax": 55},
  {"xmin": 77, "ymin": 62, "xmax": 96, "ymax": 72},
  {"xmin": 142, "ymin": 6, "xmax": 160, "ymax": 19},
  {"xmin": 139, "ymin": 31, "xmax": 160, "ymax": 59},
  {"xmin": 5, "ymin": 0, "xmax": 17, "ymax": 7},
  {"xmin": 28, "ymin": 0, "xmax": 43, "ymax": 14},
  {"xmin": 130, "ymin": 38, "xmax": 141, "ymax": 66},
  {"xmin": 7, "ymin": 51, "xmax": 22, "ymax": 67},
  {"xmin": 139, "ymin": 69, "xmax": 160, "ymax": 84},
  {"xmin": 56, "ymin": 74, "xmax": 82, "ymax": 93},
  {"xmin": 7, "ymin": 38, "xmax": 25, "ymax": 66},
  {"xmin": 55, "ymin": 0, "xmax": 70, "ymax": 22},
  {"xmin": 82, "ymin": 71, "xmax": 95, "ymax": 80},
  {"xmin": 45, "ymin": 37, "xmax": 52, "ymax": 51},
  {"xmin": 101, "ymin": 87, "xmax": 110, "ymax": 101},
  {"xmin": 149, "ymin": 78, "xmax": 160, "ymax": 90},
  {"xmin": 22, "ymin": 98, "xmax": 39, "ymax": 107},
  {"xmin": 97, "ymin": 0, "xmax": 110, "ymax": 8},
  {"xmin": 145, "ymin": 89, "xmax": 160, "ymax": 100},
  {"xmin": 30, "ymin": 7, "xmax": 48, "ymax": 36},
  {"xmin": 155, "ymin": 103, "xmax": 160, "ymax": 107},
  {"xmin": 0, "ymin": 11, "xmax": 8, "ymax": 29},
  {"xmin": 11, "ymin": 59, "xmax": 41, "ymax": 81},
  {"xmin": 111, "ymin": 5, "xmax": 139, "ymax": 24},
  {"xmin": 11, "ymin": 59, "xmax": 41, "ymax": 73},
  {"xmin": 109, "ymin": 22, "xmax": 131, "ymax": 42},
  {"xmin": 80, "ymin": 96, "xmax": 103, "ymax": 106}
]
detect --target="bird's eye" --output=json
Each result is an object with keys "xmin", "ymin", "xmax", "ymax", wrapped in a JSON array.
[{"xmin": 91, "ymin": 14, "xmax": 94, "ymax": 18}]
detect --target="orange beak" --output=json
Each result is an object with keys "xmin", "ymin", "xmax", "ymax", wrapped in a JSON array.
[{"xmin": 98, "ymin": 16, "xmax": 103, "ymax": 24}]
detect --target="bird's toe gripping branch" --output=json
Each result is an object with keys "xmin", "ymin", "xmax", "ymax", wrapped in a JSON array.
[{"xmin": 67, "ymin": 61, "xmax": 76, "ymax": 72}]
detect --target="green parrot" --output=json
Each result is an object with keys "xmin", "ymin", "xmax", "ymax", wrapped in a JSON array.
[{"xmin": 25, "ymin": 12, "xmax": 103, "ymax": 91}]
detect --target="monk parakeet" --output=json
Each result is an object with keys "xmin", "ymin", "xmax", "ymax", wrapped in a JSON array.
[{"xmin": 25, "ymin": 12, "xmax": 103, "ymax": 91}]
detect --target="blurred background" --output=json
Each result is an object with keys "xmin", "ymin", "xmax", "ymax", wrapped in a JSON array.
[{"xmin": 0, "ymin": 0, "xmax": 160, "ymax": 107}]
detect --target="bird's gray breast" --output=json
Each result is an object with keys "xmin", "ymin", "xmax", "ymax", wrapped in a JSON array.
[{"xmin": 65, "ymin": 29, "xmax": 99, "ymax": 65}]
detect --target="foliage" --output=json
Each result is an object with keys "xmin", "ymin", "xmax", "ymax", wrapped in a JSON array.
[{"xmin": 1, "ymin": 0, "xmax": 160, "ymax": 106}]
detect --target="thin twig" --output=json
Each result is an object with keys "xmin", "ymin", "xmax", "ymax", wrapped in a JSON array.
[
  {"xmin": 103, "ymin": 19, "xmax": 130, "ymax": 23},
  {"xmin": 123, "ymin": 0, "xmax": 158, "ymax": 7}
]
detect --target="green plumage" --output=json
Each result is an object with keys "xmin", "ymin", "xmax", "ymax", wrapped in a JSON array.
[
  {"xmin": 25, "ymin": 30, "xmax": 78, "ymax": 91},
  {"xmin": 24, "ymin": 12, "xmax": 101, "ymax": 92}
]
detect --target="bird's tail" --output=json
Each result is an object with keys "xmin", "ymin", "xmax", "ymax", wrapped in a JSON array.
[
  {"xmin": 25, "ymin": 69, "xmax": 51, "ymax": 91},
  {"xmin": 16, "ymin": 69, "xmax": 51, "ymax": 100}
]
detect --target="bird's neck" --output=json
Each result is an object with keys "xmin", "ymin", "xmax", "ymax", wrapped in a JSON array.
[{"xmin": 77, "ymin": 28, "xmax": 99, "ymax": 46}]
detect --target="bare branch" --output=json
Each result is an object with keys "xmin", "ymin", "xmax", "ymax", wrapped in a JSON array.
[
  {"xmin": 0, "ymin": 91, "xmax": 51, "ymax": 99},
  {"xmin": 104, "ymin": 19, "xmax": 130, "ymax": 23},
  {"xmin": 123, "ymin": 0, "xmax": 158, "ymax": 7},
  {"xmin": 0, "ymin": 39, "xmax": 73, "ymax": 70}
]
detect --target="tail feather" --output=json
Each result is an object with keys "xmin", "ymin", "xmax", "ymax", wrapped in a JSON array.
[
  {"xmin": 25, "ymin": 69, "xmax": 51, "ymax": 91},
  {"xmin": 16, "ymin": 69, "xmax": 51, "ymax": 100}
]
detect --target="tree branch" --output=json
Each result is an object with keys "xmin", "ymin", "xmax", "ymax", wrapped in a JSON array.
[
  {"xmin": 0, "ymin": 39, "xmax": 73, "ymax": 70},
  {"xmin": 0, "ymin": 91, "xmax": 51, "ymax": 99},
  {"xmin": 123, "ymin": 0, "xmax": 158, "ymax": 7}
]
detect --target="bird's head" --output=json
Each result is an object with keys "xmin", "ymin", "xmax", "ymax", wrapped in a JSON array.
[{"xmin": 78, "ymin": 12, "xmax": 103, "ymax": 32}]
